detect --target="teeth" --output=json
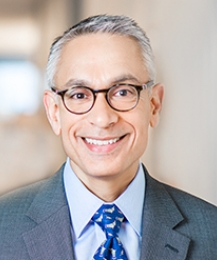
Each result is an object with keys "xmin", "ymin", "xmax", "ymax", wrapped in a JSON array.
[{"xmin": 85, "ymin": 137, "xmax": 120, "ymax": 146}]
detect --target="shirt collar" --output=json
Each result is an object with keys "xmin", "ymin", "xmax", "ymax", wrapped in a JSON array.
[{"xmin": 63, "ymin": 158, "xmax": 145, "ymax": 239}]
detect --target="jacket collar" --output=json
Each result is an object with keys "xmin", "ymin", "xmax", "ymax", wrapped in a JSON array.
[
  {"xmin": 140, "ymin": 165, "xmax": 191, "ymax": 260},
  {"xmin": 22, "ymin": 165, "xmax": 75, "ymax": 260}
]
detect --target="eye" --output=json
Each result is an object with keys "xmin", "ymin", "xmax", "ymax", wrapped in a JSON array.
[
  {"xmin": 71, "ymin": 92, "xmax": 86, "ymax": 99},
  {"xmin": 65, "ymin": 87, "xmax": 92, "ymax": 100},
  {"xmin": 116, "ymin": 89, "xmax": 129, "ymax": 97},
  {"xmin": 112, "ymin": 85, "xmax": 136, "ymax": 99}
]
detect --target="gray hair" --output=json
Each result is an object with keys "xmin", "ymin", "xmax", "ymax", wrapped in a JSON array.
[{"xmin": 46, "ymin": 14, "xmax": 156, "ymax": 88}]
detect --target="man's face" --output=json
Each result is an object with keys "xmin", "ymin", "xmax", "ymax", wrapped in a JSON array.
[{"xmin": 44, "ymin": 33, "xmax": 163, "ymax": 186}]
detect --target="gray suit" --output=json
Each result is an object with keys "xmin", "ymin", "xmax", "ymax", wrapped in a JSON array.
[{"xmin": 0, "ymin": 164, "xmax": 217, "ymax": 259}]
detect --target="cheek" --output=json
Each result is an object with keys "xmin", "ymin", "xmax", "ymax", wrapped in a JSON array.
[
  {"xmin": 126, "ymin": 115, "xmax": 149, "ymax": 161},
  {"xmin": 134, "ymin": 120, "xmax": 150, "ymax": 147},
  {"xmin": 125, "ymin": 108, "xmax": 150, "ymax": 142},
  {"xmin": 132, "ymin": 105, "xmax": 151, "ymax": 145},
  {"xmin": 59, "ymin": 112, "xmax": 79, "ymax": 142},
  {"xmin": 60, "ymin": 121, "xmax": 79, "ymax": 159},
  {"xmin": 131, "ymin": 100, "xmax": 151, "ymax": 129}
]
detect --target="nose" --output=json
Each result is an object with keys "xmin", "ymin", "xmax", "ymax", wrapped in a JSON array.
[{"xmin": 87, "ymin": 93, "xmax": 119, "ymax": 128}]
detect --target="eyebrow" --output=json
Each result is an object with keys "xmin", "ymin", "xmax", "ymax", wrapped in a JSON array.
[
  {"xmin": 112, "ymin": 74, "xmax": 142, "ymax": 84},
  {"xmin": 64, "ymin": 79, "xmax": 90, "ymax": 88},
  {"xmin": 63, "ymin": 74, "xmax": 142, "ymax": 89}
]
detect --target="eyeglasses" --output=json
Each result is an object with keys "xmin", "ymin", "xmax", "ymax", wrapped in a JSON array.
[{"xmin": 51, "ymin": 80, "xmax": 154, "ymax": 115}]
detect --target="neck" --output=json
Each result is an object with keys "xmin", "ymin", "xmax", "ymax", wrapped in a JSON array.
[
  {"xmin": 70, "ymin": 161, "xmax": 138, "ymax": 202},
  {"xmin": 85, "ymin": 175, "xmax": 135, "ymax": 202}
]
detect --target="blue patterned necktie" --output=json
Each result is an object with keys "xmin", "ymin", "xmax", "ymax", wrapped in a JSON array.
[{"xmin": 92, "ymin": 204, "xmax": 128, "ymax": 260}]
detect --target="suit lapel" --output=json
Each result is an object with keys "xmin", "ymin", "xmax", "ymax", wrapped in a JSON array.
[
  {"xmin": 22, "ymin": 166, "xmax": 75, "ymax": 260},
  {"xmin": 140, "ymin": 167, "xmax": 191, "ymax": 260}
]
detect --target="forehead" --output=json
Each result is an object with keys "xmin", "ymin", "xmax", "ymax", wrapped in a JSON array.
[{"xmin": 55, "ymin": 33, "xmax": 148, "ymax": 86}]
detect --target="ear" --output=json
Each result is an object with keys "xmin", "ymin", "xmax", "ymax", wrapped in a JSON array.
[
  {"xmin": 149, "ymin": 83, "xmax": 164, "ymax": 128},
  {"xmin": 43, "ymin": 90, "xmax": 62, "ymax": 135}
]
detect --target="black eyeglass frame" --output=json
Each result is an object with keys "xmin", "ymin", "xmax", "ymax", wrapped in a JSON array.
[{"xmin": 51, "ymin": 80, "xmax": 154, "ymax": 115}]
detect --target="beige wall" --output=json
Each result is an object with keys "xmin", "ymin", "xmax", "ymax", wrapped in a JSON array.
[
  {"xmin": 0, "ymin": 0, "xmax": 217, "ymax": 205},
  {"xmin": 0, "ymin": 0, "xmax": 70, "ymax": 194}
]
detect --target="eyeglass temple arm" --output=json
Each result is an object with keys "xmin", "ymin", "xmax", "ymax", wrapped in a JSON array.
[{"xmin": 143, "ymin": 80, "xmax": 154, "ymax": 89}]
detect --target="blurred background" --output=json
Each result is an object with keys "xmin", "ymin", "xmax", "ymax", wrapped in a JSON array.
[{"xmin": 0, "ymin": 0, "xmax": 217, "ymax": 205}]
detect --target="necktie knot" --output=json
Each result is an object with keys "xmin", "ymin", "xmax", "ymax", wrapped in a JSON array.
[{"xmin": 92, "ymin": 204, "xmax": 125, "ymax": 238}]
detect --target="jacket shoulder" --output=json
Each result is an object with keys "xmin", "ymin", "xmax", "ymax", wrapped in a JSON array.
[
  {"xmin": 163, "ymin": 180, "xmax": 217, "ymax": 215},
  {"xmin": 0, "ymin": 178, "xmax": 47, "ymax": 224},
  {"xmin": 0, "ymin": 165, "xmax": 64, "ymax": 221},
  {"xmin": 145, "ymin": 168, "xmax": 217, "ymax": 216},
  {"xmin": 147, "ymin": 172, "xmax": 217, "ymax": 238}
]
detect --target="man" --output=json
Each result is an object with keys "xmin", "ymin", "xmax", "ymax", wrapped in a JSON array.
[{"xmin": 0, "ymin": 15, "xmax": 217, "ymax": 260}]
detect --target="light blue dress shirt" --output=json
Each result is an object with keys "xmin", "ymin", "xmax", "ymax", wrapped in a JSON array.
[{"xmin": 63, "ymin": 158, "xmax": 145, "ymax": 260}]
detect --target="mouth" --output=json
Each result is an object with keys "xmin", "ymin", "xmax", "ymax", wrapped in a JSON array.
[
  {"xmin": 81, "ymin": 135, "xmax": 127, "ymax": 154},
  {"xmin": 84, "ymin": 137, "xmax": 122, "ymax": 146}
]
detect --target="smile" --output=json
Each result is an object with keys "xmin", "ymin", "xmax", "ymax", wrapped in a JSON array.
[{"xmin": 85, "ymin": 137, "xmax": 121, "ymax": 146}]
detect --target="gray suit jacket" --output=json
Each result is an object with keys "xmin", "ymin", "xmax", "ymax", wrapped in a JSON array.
[{"xmin": 0, "ymin": 164, "xmax": 217, "ymax": 260}]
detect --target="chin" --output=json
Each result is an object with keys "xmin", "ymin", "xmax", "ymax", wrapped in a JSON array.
[{"xmin": 87, "ymin": 168, "xmax": 120, "ymax": 179}]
